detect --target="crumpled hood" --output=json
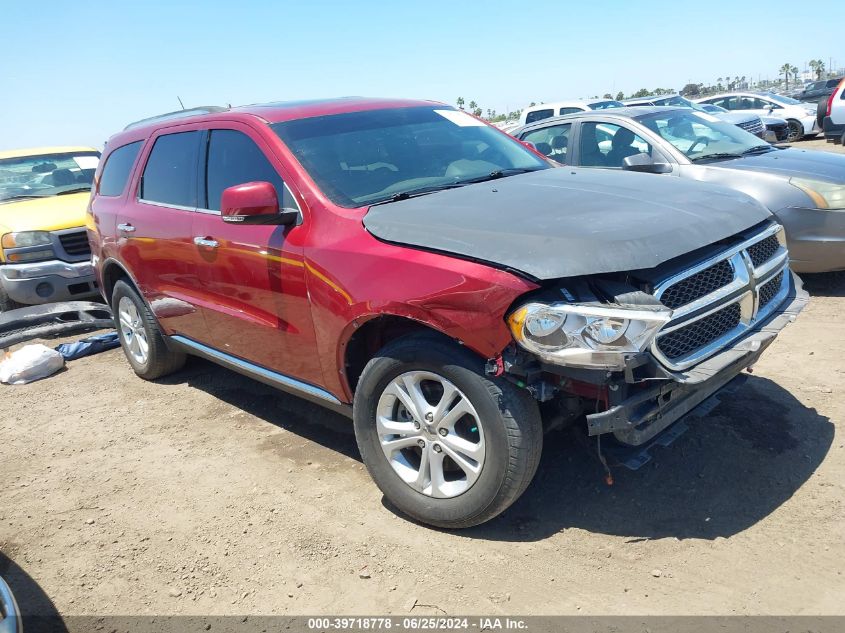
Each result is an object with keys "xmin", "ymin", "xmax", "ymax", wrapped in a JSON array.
[
  {"xmin": 364, "ymin": 168, "xmax": 772, "ymax": 280},
  {"xmin": 711, "ymin": 147, "xmax": 845, "ymax": 183}
]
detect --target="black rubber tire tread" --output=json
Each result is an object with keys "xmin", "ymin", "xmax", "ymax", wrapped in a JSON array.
[
  {"xmin": 786, "ymin": 119, "xmax": 804, "ymax": 142},
  {"xmin": 111, "ymin": 280, "xmax": 185, "ymax": 380},
  {"xmin": 353, "ymin": 332, "xmax": 542, "ymax": 529},
  {"xmin": 0, "ymin": 285, "xmax": 24, "ymax": 313}
]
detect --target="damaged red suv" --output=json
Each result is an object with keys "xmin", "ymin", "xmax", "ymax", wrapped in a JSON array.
[{"xmin": 89, "ymin": 98, "xmax": 805, "ymax": 528}]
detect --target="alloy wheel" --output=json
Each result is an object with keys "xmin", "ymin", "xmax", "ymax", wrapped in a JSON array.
[
  {"xmin": 376, "ymin": 371, "xmax": 486, "ymax": 498},
  {"xmin": 117, "ymin": 296, "xmax": 149, "ymax": 365}
]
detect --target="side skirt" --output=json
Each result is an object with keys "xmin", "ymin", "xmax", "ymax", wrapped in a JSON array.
[{"xmin": 169, "ymin": 335, "xmax": 353, "ymax": 419}]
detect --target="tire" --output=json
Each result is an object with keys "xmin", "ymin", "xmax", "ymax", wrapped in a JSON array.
[
  {"xmin": 0, "ymin": 285, "xmax": 24, "ymax": 313},
  {"xmin": 111, "ymin": 280, "xmax": 185, "ymax": 380},
  {"xmin": 786, "ymin": 119, "xmax": 804, "ymax": 143},
  {"xmin": 816, "ymin": 97, "xmax": 827, "ymax": 129},
  {"xmin": 353, "ymin": 333, "xmax": 542, "ymax": 529}
]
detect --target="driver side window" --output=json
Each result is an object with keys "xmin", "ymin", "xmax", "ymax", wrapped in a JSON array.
[{"xmin": 579, "ymin": 123, "xmax": 652, "ymax": 168}]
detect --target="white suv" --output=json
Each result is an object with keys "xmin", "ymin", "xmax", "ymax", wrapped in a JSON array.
[
  {"xmin": 518, "ymin": 98, "xmax": 622, "ymax": 125},
  {"xmin": 696, "ymin": 92, "xmax": 819, "ymax": 142},
  {"xmin": 821, "ymin": 79, "xmax": 845, "ymax": 144}
]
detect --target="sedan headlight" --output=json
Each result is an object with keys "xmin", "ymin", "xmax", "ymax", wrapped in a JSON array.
[
  {"xmin": 507, "ymin": 302, "xmax": 672, "ymax": 369},
  {"xmin": 1, "ymin": 231, "xmax": 53, "ymax": 248},
  {"xmin": 789, "ymin": 177, "xmax": 845, "ymax": 210}
]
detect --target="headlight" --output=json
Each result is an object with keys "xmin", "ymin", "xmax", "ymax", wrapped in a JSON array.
[
  {"xmin": 1, "ymin": 231, "xmax": 52, "ymax": 248},
  {"xmin": 508, "ymin": 302, "xmax": 672, "ymax": 369},
  {"xmin": 789, "ymin": 177, "xmax": 845, "ymax": 210}
]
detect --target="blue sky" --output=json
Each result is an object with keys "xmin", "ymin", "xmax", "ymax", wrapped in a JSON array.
[{"xmin": 2, "ymin": 0, "xmax": 843, "ymax": 149}]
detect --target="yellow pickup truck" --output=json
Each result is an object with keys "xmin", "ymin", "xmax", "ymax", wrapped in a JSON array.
[{"xmin": 0, "ymin": 146, "xmax": 101, "ymax": 312}]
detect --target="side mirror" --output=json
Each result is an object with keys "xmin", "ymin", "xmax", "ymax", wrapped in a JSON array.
[
  {"xmin": 221, "ymin": 181, "xmax": 298, "ymax": 226},
  {"xmin": 622, "ymin": 153, "xmax": 672, "ymax": 174},
  {"xmin": 763, "ymin": 130, "xmax": 778, "ymax": 143}
]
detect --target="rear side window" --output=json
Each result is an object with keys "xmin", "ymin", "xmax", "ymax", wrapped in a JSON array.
[
  {"xmin": 140, "ymin": 131, "xmax": 200, "ymax": 207},
  {"xmin": 525, "ymin": 109, "xmax": 554, "ymax": 124},
  {"xmin": 205, "ymin": 130, "xmax": 298, "ymax": 211},
  {"xmin": 98, "ymin": 141, "xmax": 142, "ymax": 197}
]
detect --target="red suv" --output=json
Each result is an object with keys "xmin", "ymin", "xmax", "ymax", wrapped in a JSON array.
[{"xmin": 89, "ymin": 98, "xmax": 806, "ymax": 528}]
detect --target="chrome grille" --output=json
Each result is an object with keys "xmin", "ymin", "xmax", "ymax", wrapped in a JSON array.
[
  {"xmin": 651, "ymin": 224, "xmax": 789, "ymax": 370},
  {"xmin": 747, "ymin": 235, "xmax": 779, "ymax": 268},
  {"xmin": 58, "ymin": 230, "xmax": 91, "ymax": 256},
  {"xmin": 657, "ymin": 303, "xmax": 741, "ymax": 360},
  {"xmin": 738, "ymin": 117, "xmax": 765, "ymax": 136},
  {"xmin": 659, "ymin": 259, "xmax": 734, "ymax": 310},
  {"xmin": 759, "ymin": 270, "xmax": 784, "ymax": 309}
]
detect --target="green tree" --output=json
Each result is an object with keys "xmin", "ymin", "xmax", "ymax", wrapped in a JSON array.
[
  {"xmin": 681, "ymin": 83, "xmax": 701, "ymax": 96},
  {"xmin": 809, "ymin": 59, "xmax": 825, "ymax": 80},
  {"xmin": 603, "ymin": 93, "xmax": 612, "ymax": 99},
  {"xmin": 615, "ymin": 91, "xmax": 624, "ymax": 100},
  {"xmin": 632, "ymin": 88, "xmax": 650, "ymax": 98},
  {"xmin": 456, "ymin": 97, "xmax": 465, "ymax": 110},
  {"xmin": 468, "ymin": 100, "xmax": 478, "ymax": 111},
  {"xmin": 779, "ymin": 63, "xmax": 792, "ymax": 90}
]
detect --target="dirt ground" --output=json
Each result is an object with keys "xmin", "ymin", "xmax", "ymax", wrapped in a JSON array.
[{"xmin": 1, "ymin": 139, "xmax": 843, "ymax": 618}]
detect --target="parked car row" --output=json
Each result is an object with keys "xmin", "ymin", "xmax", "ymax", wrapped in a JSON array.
[{"xmin": 694, "ymin": 92, "xmax": 820, "ymax": 142}]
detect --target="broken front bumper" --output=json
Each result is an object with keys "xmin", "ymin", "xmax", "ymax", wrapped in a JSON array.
[{"xmin": 587, "ymin": 272, "xmax": 808, "ymax": 446}]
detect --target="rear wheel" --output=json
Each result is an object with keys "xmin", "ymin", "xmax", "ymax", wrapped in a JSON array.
[
  {"xmin": 353, "ymin": 333, "xmax": 542, "ymax": 528},
  {"xmin": 112, "ymin": 280, "xmax": 185, "ymax": 380},
  {"xmin": 786, "ymin": 119, "xmax": 804, "ymax": 142}
]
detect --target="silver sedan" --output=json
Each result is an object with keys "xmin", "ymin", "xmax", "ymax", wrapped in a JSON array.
[{"xmin": 512, "ymin": 106, "xmax": 845, "ymax": 273}]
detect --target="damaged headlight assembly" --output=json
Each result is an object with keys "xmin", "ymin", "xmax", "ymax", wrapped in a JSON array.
[{"xmin": 507, "ymin": 302, "xmax": 672, "ymax": 370}]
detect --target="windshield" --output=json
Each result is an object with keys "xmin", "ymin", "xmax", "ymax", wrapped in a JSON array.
[
  {"xmin": 271, "ymin": 106, "xmax": 548, "ymax": 207},
  {"xmin": 637, "ymin": 110, "xmax": 771, "ymax": 161},
  {"xmin": 766, "ymin": 93, "xmax": 801, "ymax": 105},
  {"xmin": 589, "ymin": 100, "xmax": 624, "ymax": 110},
  {"xmin": 0, "ymin": 151, "xmax": 100, "ymax": 202}
]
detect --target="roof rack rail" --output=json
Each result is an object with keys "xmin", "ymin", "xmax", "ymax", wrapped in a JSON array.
[{"xmin": 123, "ymin": 106, "xmax": 229, "ymax": 131}]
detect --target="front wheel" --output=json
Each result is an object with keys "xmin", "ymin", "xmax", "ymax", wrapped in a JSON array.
[
  {"xmin": 786, "ymin": 119, "xmax": 804, "ymax": 142},
  {"xmin": 353, "ymin": 333, "xmax": 542, "ymax": 529},
  {"xmin": 112, "ymin": 280, "xmax": 185, "ymax": 380}
]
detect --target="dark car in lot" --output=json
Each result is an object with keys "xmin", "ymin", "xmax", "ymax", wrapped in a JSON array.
[
  {"xmin": 88, "ymin": 98, "xmax": 805, "ymax": 528},
  {"xmin": 512, "ymin": 107, "xmax": 845, "ymax": 273},
  {"xmin": 798, "ymin": 77, "xmax": 843, "ymax": 103}
]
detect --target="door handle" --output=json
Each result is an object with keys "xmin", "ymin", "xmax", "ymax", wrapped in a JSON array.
[
  {"xmin": 117, "ymin": 223, "xmax": 136, "ymax": 233},
  {"xmin": 193, "ymin": 236, "xmax": 219, "ymax": 248}
]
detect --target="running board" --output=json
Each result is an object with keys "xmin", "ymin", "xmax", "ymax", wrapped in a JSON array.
[{"xmin": 169, "ymin": 335, "xmax": 352, "ymax": 418}]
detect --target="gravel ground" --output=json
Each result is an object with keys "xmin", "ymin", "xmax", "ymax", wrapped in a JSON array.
[{"xmin": 1, "ymin": 138, "xmax": 843, "ymax": 617}]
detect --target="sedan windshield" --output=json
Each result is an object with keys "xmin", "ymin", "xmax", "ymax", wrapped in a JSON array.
[
  {"xmin": 767, "ymin": 93, "xmax": 802, "ymax": 106},
  {"xmin": 589, "ymin": 100, "xmax": 624, "ymax": 110},
  {"xmin": 638, "ymin": 110, "xmax": 772, "ymax": 161},
  {"xmin": 0, "ymin": 151, "xmax": 100, "ymax": 203},
  {"xmin": 271, "ymin": 106, "xmax": 548, "ymax": 207}
]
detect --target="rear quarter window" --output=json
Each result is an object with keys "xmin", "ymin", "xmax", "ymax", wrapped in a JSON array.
[
  {"xmin": 140, "ymin": 131, "xmax": 201, "ymax": 207},
  {"xmin": 525, "ymin": 109, "xmax": 554, "ymax": 124},
  {"xmin": 98, "ymin": 141, "xmax": 143, "ymax": 197}
]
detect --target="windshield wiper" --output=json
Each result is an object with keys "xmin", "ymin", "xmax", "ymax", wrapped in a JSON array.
[
  {"xmin": 55, "ymin": 186, "xmax": 92, "ymax": 195},
  {"xmin": 741, "ymin": 145, "xmax": 775, "ymax": 155},
  {"xmin": 371, "ymin": 182, "xmax": 466, "ymax": 205},
  {"xmin": 461, "ymin": 167, "xmax": 544, "ymax": 184},
  {"xmin": 0, "ymin": 194, "xmax": 40, "ymax": 203},
  {"xmin": 690, "ymin": 153, "xmax": 744, "ymax": 162}
]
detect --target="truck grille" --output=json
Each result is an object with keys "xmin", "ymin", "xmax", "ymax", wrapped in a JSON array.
[
  {"xmin": 747, "ymin": 235, "xmax": 780, "ymax": 268},
  {"xmin": 737, "ymin": 117, "xmax": 765, "ymax": 136},
  {"xmin": 658, "ymin": 303, "xmax": 741, "ymax": 360},
  {"xmin": 659, "ymin": 259, "xmax": 734, "ymax": 310},
  {"xmin": 58, "ymin": 230, "xmax": 91, "ymax": 257},
  {"xmin": 652, "ymin": 224, "xmax": 789, "ymax": 370}
]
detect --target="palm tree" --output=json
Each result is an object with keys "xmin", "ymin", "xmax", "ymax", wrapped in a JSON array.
[
  {"xmin": 790, "ymin": 65, "xmax": 800, "ymax": 87},
  {"xmin": 468, "ymin": 100, "xmax": 477, "ymax": 112},
  {"xmin": 456, "ymin": 97, "xmax": 465, "ymax": 110},
  {"xmin": 779, "ymin": 63, "xmax": 792, "ymax": 90},
  {"xmin": 809, "ymin": 59, "xmax": 826, "ymax": 80}
]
